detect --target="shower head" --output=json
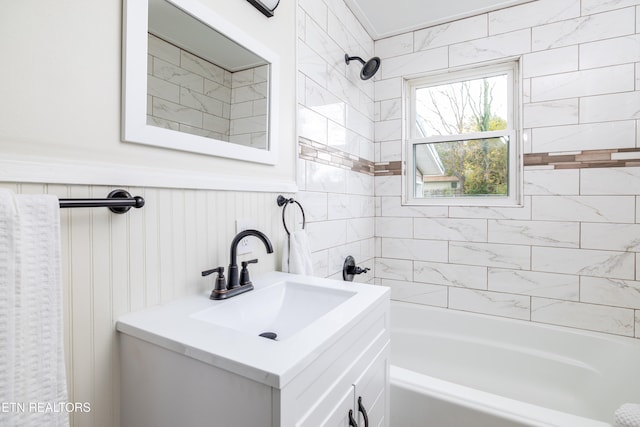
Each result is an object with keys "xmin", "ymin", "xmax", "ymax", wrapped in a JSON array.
[{"xmin": 345, "ymin": 54, "xmax": 381, "ymax": 80}]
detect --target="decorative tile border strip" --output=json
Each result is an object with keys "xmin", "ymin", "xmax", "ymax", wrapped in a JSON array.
[
  {"xmin": 375, "ymin": 161, "xmax": 402, "ymax": 176},
  {"xmin": 524, "ymin": 148, "xmax": 640, "ymax": 169},
  {"xmin": 298, "ymin": 137, "xmax": 375, "ymax": 175}
]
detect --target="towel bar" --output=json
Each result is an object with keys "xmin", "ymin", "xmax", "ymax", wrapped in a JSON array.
[
  {"xmin": 276, "ymin": 195, "xmax": 305, "ymax": 236},
  {"xmin": 59, "ymin": 189, "xmax": 145, "ymax": 214}
]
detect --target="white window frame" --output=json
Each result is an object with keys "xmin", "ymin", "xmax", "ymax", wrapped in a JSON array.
[{"xmin": 402, "ymin": 58, "xmax": 523, "ymax": 207}]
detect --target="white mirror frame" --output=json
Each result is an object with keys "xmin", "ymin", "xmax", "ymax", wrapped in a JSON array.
[{"xmin": 122, "ymin": 0, "xmax": 280, "ymax": 165}]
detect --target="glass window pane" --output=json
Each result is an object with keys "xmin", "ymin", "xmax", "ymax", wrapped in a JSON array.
[
  {"xmin": 414, "ymin": 137, "xmax": 509, "ymax": 198},
  {"xmin": 415, "ymin": 74, "xmax": 508, "ymax": 137}
]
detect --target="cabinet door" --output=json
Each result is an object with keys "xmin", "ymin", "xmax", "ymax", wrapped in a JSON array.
[
  {"xmin": 354, "ymin": 343, "xmax": 390, "ymax": 427},
  {"xmin": 298, "ymin": 385, "xmax": 354, "ymax": 427}
]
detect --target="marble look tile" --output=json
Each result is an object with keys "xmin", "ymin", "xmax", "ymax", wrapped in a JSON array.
[
  {"xmin": 414, "ymin": 218, "xmax": 487, "ymax": 242},
  {"xmin": 522, "ymin": 46, "xmax": 578, "ymax": 79},
  {"xmin": 180, "ymin": 88, "xmax": 224, "ymax": 116},
  {"xmin": 449, "ymin": 29, "xmax": 530, "ymax": 67},
  {"xmin": 378, "ymin": 140, "xmax": 402, "ymax": 162},
  {"xmin": 531, "ymin": 121, "xmax": 636, "ymax": 153},
  {"xmin": 298, "ymin": 106, "xmax": 328, "ymax": 144},
  {"xmin": 231, "ymin": 83, "xmax": 268, "ymax": 103},
  {"xmin": 581, "ymin": 0, "xmax": 640, "ymax": 14},
  {"xmin": 531, "ymin": 196, "xmax": 635, "ymax": 223},
  {"xmin": 532, "ymin": 247, "xmax": 635, "ymax": 279},
  {"xmin": 298, "ymin": 41, "xmax": 329, "ymax": 89},
  {"xmin": 181, "ymin": 51, "xmax": 226, "ymax": 84},
  {"xmin": 580, "ymin": 91, "xmax": 640, "ymax": 123},
  {"xmin": 327, "ymin": 193, "xmax": 352, "ymax": 220},
  {"xmin": 523, "ymin": 169, "xmax": 579, "ymax": 195},
  {"xmin": 375, "ymin": 119, "xmax": 401, "ymax": 142},
  {"xmin": 347, "ymin": 170, "xmax": 374, "ymax": 196},
  {"xmin": 305, "ymin": 219, "xmax": 347, "ymax": 251},
  {"xmin": 347, "ymin": 217, "xmax": 375, "ymax": 241},
  {"xmin": 346, "ymin": 105, "xmax": 374, "ymax": 140},
  {"xmin": 581, "ymin": 223, "xmax": 640, "ymax": 251},
  {"xmin": 636, "ymin": 311, "xmax": 640, "ymax": 338},
  {"xmin": 414, "ymin": 14, "xmax": 487, "ymax": 51},
  {"xmin": 488, "ymin": 220, "xmax": 579, "ymax": 248},
  {"xmin": 153, "ymin": 58, "xmax": 204, "ymax": 92},
  {"xmin": 203, "ymin": 80, "xmax": 232, "ymax": 104},
  {"xmin": 229, "ymin": 116, "xmax": 265, "ymax": 134},
  {"xmin": 305, "ymin": 161, "xmax": 346, "ymax": 193},
  {"xmin": 414, "ymin": 261, "xmax": 487, "ymax": 289},
  {"xmin": 531, "ymin": 298, "xmax": 634, "ymax": 336},
  {"xmin": 375, "ymin": 176, "xmax": 401, "ymax": 197},
  {"xmin": 531, "ymin": 64, "xmax": 635, "ymax": 102},
  {"xmin": 380, "ymin": 196, "xmax": 448, "ymax": 218},
  {"xmin": 147, "ymin": 75, "xmax": 179, "ymax": 103},
  {"xmin": 375, "ymin": 217, "xmax": 413, "ymax": 239},
  {"xmin": 148, "ymin": 34, "xmax": 180, "ymax": 65},
  {"xmin": 375, "ymin": 257, "xmax": 412, "ymax": 281},
  {"xmin": 581, "ymin": 276, "xmax": 640, "ymax": 310},
  {"xmin": 305, "ymin": 78, "xmax": 346, "ymax": 125},
  {"xmin": 152, "ymin": 98, "xmax": 202, "ymax": 127},
  {"xmin": 450, "ymin": 242, "xmax": 531, "ymax": 270},
  {"xmin": 375, "ymin": 77, "xmax": 402, "ymax": 102},
  {"xmin": 299, "ymin": 0, "xmax": 327, "ymax": 30},
  {"xmin": 488, "ymin": 268, "xmax": 579, "ymax": 300},
  {"xmin": 305, "ymin": 17, "xmax": 345, "ymax": 70},
  {"xmin": 580, "ymin": 35, "xmax": 640, "ymax": 69},
  {"xmin": 449, "ymin": 288, "xmax": 530, "ymax": 320},
  {"xmin": 532, "ymin": 8, "xmax": 635, "ymax": 51},
  {"xmin": 581, "ymin": 168, "xmax": 640, "ymax": 196},
  {"xmin": 294, "ymin": 191, "xmax": 328, "ymax": 222},
  {"xmin": 449, "ymin": 197, "xmax": 532, "ymax": 220},
  {"xmin": 381, "ymin": 47, "xmax": 448, "ymax": 79},
  {"xmin": 375, "ymin": 33, "xmax": 414, "ymax": 59},
  {"xmin": 380, "ymin": 279, "xmax": 448, "ymax": 307},
  {"xmin": 524, "ymin": 99, "xmax": 579, "ymax": 128},
  {"xmin": 381, "ymin": 238, "xmax": 448, "ymax": 263},
  {"xmin": 310, "ymin": 249, "xmax": 329, "ymax": 278},
  {"xmin": 378, "ymin": 98, "xmax": 402, "ymax": 121},
  {"xmin": 489, "ymin": 0, "xmax": 580, "ymax": 35}
]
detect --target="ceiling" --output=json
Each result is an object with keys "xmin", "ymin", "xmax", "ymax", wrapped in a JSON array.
[{"xmin": 344, "ymin": 0, "xmax": 536, "ymax": 40}]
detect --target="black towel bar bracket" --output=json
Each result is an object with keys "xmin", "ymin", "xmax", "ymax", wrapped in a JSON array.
[
  {"xmin": 59, "ymin": 189, "xmax": 145, "ymax": 214},
  {"xmin": 277, "ymin": 195, "xmax": 305, "ymax": 236}
]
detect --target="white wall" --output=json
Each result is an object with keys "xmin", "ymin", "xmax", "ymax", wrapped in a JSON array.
[{"xmin": 374, "ymin": 0, "xmax": 640, "ymax": 338}]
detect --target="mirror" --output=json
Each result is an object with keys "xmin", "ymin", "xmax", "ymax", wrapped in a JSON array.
[{"xmin": 122, "ymin": 0, "xmax": 280, "ymax": 165}]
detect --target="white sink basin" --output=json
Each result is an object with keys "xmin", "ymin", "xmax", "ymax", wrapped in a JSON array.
[{"xmin": 190, "ymin": 281, "xmax": 356, "ymax": 341}]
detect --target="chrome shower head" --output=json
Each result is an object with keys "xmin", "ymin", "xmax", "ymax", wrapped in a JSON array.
[{"xmin": 345, "ymin": 54, "xmax": 381, "ymax": 80}]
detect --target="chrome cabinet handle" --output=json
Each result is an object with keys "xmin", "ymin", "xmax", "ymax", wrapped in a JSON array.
[
  {"xmin": 358, "ymin": 396, "xmax": 369, "ymax": 427},
  {"xmin": 348, "ymin": 409, "xmax": 358, "ymax": 426}
]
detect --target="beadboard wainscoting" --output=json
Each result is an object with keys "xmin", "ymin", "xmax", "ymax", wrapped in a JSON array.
[
  {"xmin": 0, "ymin": 182, "xmax": 289, "ymax": 426},
  {"xmin": 373, "ymin": 0, "xmax": 640, "ymax": 338}
]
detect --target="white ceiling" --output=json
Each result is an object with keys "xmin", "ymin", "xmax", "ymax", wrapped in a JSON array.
[{"xmin": 344, "ymin": 0, "xmax": 536, "ymax": 40}]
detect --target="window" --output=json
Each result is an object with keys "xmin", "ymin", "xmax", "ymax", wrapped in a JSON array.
[{"xmin": 403, "ymin": 60, "xmax": 521, "ymax": 206}]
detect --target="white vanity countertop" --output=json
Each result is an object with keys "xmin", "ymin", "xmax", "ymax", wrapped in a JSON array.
[{"xmin": 116, "ymin": 271, "xmax": 389, "ymax": 389}]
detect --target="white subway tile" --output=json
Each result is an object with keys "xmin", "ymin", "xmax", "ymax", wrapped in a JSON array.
[
  {"xmin": 531, "ymin": 121, "xmax": 636, "ymax": 153},
  {"xmin": 347, "ymin": 170, "xmax": 374, "ymax": 196},
  {"xmin": 375, "ymin": 175, "xmax": 401, "ymax": 197},
  {"xmin": 153, "ymin": 58, "xmax": 204, "ymax": 92},
  {"xmin": 489, "ymin": 0, "xmax": 580, "ymax": 35},
  {"xmin": 532, "ymin": 298, "xmax": 635, "ymax": 336},
  {"xmin": 298, "ymin": 41, "xmax": 329, "ymax": 88},
  {"xmin": 580, "ymin": 35, "xmax": 640, "ymax": 69},
  {"xmin": 522, "ymin": 46, "xmax": 578, "ymax": 78},
  {"xmin": 375, "ymin": 33, "xmax": 414, "ymax": 59},
  {"xmin": 488, "ymin": 268, "xmax": 579, "ymax": 300},
  {"xmin": 532, "ymin": 8, "xmax": 635, "ymax": 51},
  {"xmin": 449, "ymin": 288, "xmax": 530, "ymax": 320},
  {"xmin": 449, "ymin": 197, "xmax": 532, "ymax": 220},
  {"xmin": 376, "ymin": 257, "xmax": 412, "ymax": 281},
  {"xmin": 327, "ymin": 193, "xmax": 352, "ymax": 220},
  {"xmin": 581, "ymin": 0, "xmax": 640, "ymax": 15},
  {"xmin": 414, "ymin": 14, "xmax": 487, "ymax": 51},
  {"xmin": 531, "ymin": 64, "xmax": 635, "ymax": 102},
  {"xmin": 305, "ymin": 161, "xmax": 347, "ymax": 193},
  {"xmin": 636, "ymin": 311, "xmax": 640, "ymax": 338},
  {"xmin": 347, "ymin": 217, "xmax": 375, "ymax": 241},
  {"xmin": 298, "ymin": 106, "xmax": 328, "ymax": 144},
  {"xmin": 524, "ymin": 99, "xmax": 579, "ymax": 128},
  {"xmin": 381, "ymin": 47, "xmax": 448, "ymax": 79},
  {"xmin": 532, "ymin": 195, "xmax": 635, "ymax": 223},
  {"xmin": 152, "ymin": 98, "xmax": 202, "ymax": 127},
  {"xmin": 581, "ymin": 223, "xmax": 640, "ymax": 251},
  {"xmin": 148, "ymin": 34, "xmax": 180, "ymax": 65},
  {"xmin": 380, "ymin": 196, "xmax": 448, "ymax": 218},
  {"xmin": 381, "ymin": 279, "xmax": 448, "ymax": 307},
  {"xmin": 299, "ymin": 0, "xmax": 327, "ymax": 30},
  {"xmin": 375, "ymin": 119, "xmax": 402, "ymax": 142},
  {"xmin": 305, "ymin": 78, "xmax": 346, "ymax": 125},
  {"xmin": 414, "ymin": 261, "xmax": 487, "ymax": 289},
  {"xmin": 381, "ymin": 238, "xmax": 448, "ymax": 262},
  {"xmin": 306, "ymin": 219, "xmax": 347, "ymax": 251},
  {"xmin": 375, "ymin": 217, "xmax": 413, "ymax": 238},
  {"xmin": 295, "ymin": 191, "xmax": 328, "ymax": 222},
  {"xmin": 580, "ymin": 91, "xmax": 640, "ymax": 123},
  {"xmin": 346, "ymin": 105, "xmax": 374, "ymax": 140},
  {"xmin": 378, "ymin": 98, "xmax": 402, "ymax": 121},
  {"xmin": 524, "ymin": 169, "xmax": 579, "ymax": 195},
  {"xmin": 375, "ymin": 77, "xmax": 402, "ymax": 102},
  {"xmin": 488, "ymin": 220, "xmax": 579, "ymax": 248},
  {"xmin": 181, "ymin": 51, "xmax": 225, "ymax": 84},
  {"xmin": 581, "ymin": 167, "xmax": 640, "ymax": 195},
  {"xmin": 449, "ymin": 29, "xmax": 530, "ymax": 67},
  {"xmin": 305, "ymin": 18, "xmax": 344, "ymax": 70},
  {"xmin": 450, "ymin": 242, "xmax": 531, "ymax": 270},
  {"xmin": 414, "ymin": 218, "xmax": 487, "ymax": 242},
  {"xmin": 581, "ymin": 276, "xmax": 640, "ymax": 310},
  {"xmin": 147, "ymin": 75, "xmax": 180, "ymax": 103},
  {"xmin": 532, "ymin": 247, "xmax": 635, "ymax": 279}
]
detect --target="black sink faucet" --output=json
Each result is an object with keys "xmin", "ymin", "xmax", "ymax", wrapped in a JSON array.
[{"xmin": 227, "ymin": 229, "xmax": 274, "ymax": 289}]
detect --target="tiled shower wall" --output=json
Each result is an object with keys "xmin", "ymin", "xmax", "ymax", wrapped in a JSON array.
[
  {"xmin": 295, "ymin": 0, "xmax": 376, "ymax": 281},
  {"xmin": 147, "ymin": 34, "xmax": 268, "ymax": 148},
  {"xmin": 374, "ymin": 0, "xmax": 640, "ymax": 338}
]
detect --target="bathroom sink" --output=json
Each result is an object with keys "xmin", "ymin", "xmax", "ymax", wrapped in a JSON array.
[
  {"xmin": 116, "ymin": 271, "xmax": 389, "ymax": 388},
  {"xmin": 190, "ymin": 281, "xmax": 356, "ymax": 341}
]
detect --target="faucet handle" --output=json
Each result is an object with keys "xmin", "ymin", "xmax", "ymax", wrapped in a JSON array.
[
  {"xmin": 202, "ymin": 266, "xmax": 224, "ymax": 277},
  {"xmin": 203, "ymin": 266, "xmax": 227, "ymax": 297},
  {"xmin": 239, "ymin": 259, "xmax": 258, "ymax": 286}
]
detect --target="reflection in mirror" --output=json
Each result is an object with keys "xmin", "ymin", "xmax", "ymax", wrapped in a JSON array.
[
  {"xmin": 147, "ymin": 0, "xmax": 269, "ymax": 149},
  {"xmin": 122, "ymin": 0, "xmax": 280, "ymax": 164}
]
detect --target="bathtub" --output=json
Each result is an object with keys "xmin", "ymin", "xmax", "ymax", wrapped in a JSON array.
[{"xmin": 390, "ymin": 301, "xmax": 640, "ymax": 427}]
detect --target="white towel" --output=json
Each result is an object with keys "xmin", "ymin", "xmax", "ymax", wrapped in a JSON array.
[
  {"xmin": 0, "ymin": 190, "xmax": 69, "ymax": 427},
  {"xmin": 281, "ymin": 229, "xmax": 314, "ymax": 275},
  {"xmin": 616, "ymin": 404, "xmax": 640, "ymax": 427}
]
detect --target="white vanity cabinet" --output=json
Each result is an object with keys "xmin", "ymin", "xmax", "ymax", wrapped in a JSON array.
[{"xmin": 117, "ymin": 272, "xmax": 390, "ymax": 427}]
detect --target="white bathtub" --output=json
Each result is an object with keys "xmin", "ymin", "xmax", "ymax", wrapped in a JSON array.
[{"xmin": 390, "ymin": 301, "xmax": 640, "ymax": 427}]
